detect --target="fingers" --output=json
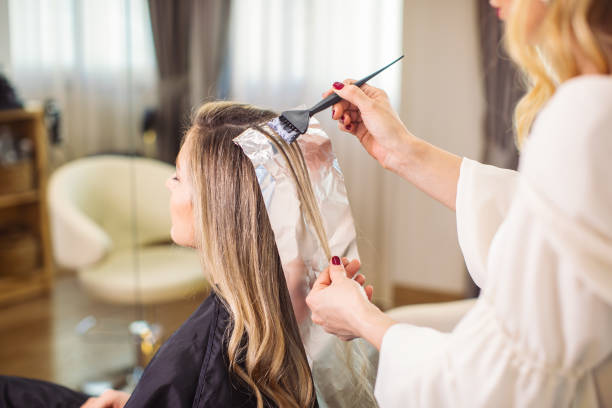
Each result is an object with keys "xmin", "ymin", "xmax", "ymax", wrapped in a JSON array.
[
  {"xmin": 343, "ymin": 257, "xmax": 361, "ymax": 278},
  {"xmin": 354, "ymin": 274, "xmax": 366, "ymax": 286},
  {"xmin": 326, "ymin": 78, "xmax": 361, "ymax": 123},
  {"xmin": 365, "ymin": 285, "xmax": 373, "ymax": 301},
  {"xmin": 331, "ymin": 99, "xmax": 352, "ymax": 121},
  {"xmin": 328, "ymin": 256, "xmax": 348, "ymax": 281},
  {"xmin": 332, "ymin": 82, "xmax": 373, "ymax": 113},
  {"xmin": 326, "ymin": 78, "xmax": 387, "ymax": 123},
  {"xmin": 359, "ymin": 83, "xmax": 386, "ymax": 99},
  {"xmin": 313, "ymin": 258, "xmax": 364, "ymax": 290},
  {"xmin": 81, "ymin": 391, "xmax": 111, "ymax": 408},
  {"xmin": 338, "ymin": 334, "xmax": 358, "ymax": 342},
  {"xmin": 81, "ymin": 398, "xmax": 95, "ymax": 408},
  {"xmin": 336, "ymin": 257, "xmax": 368, "ymax": 286},
  {"xmin": 81, "ymin": 395, "xmax": 104, "ymax": 408},
  {"xmin": 311, "ymin": 267, "xmax": 331, "ymax": 290},
  {"xmin": 338, "ymin": 120, "xmax": 356, "ymax": 135}
]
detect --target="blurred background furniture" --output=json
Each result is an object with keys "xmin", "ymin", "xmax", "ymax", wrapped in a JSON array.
[
  {"xmin": 0, "ymin": 108, "xmax": 53, "ymax": 305},
  {"xmin": 47, "ymin": 154, "xmax": 207, "ymax": 393},
  {"xmin": 47, "ymin": 155, "xmax": 207, "ymax": 305},
  {"xmin": 386, "ymin": 298, "xmax": 477, "ymax": 332}
]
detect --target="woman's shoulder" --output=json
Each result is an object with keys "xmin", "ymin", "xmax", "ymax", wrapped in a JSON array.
[
  {"xmin": 153, "ymin": 291, "xmax": 225, "ymax": 357},
  {"xmin": 540, "ymin": 74, "xmax": 612, "ymax": 133},
  {"xmin": 125, "ymin": 292, "xmax": 229, "ymax": 407},
  {"xmin": 523, "ymin": 74, "xmax": 612, "ymax": 168},
  {"xmin": 518, "ymin": 75, "xmax": 612, "ymax": 239},
  {"xmin": 555, "ymin": 73, "xmax": 612, "ymax": 94},
  {"xmin": 553, "ymin": 74, "xmax": 612, "ymax": 103}
]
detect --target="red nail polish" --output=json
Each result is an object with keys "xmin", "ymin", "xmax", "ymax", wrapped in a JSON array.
[
  {"xmin": 332, "ymin": 109, "xmax": 335, "ymax": 118},
  {"xmin": 346, "ymin": 124, "xmax": 352, "ymax": 130},
  {"xmin": 333, "ymin": 82, "xmax": 344, "ymax": 90},
  {"xmin": 332, "ymin": 256, "xmax": 341, "ymax": 265}
]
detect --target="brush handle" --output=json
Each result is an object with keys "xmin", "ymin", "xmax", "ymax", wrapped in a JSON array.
[{"xmin": 308, "ymin": 55, "xmax": 404, "ymax": 117}]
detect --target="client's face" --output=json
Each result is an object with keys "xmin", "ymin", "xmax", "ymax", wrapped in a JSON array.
[{"xmin": 166, "ymin": 143, "xmax": 196, "ymax": 247}]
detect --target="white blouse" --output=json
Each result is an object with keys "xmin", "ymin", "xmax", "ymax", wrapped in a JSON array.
[{"xmin": 375, "ymin": 75, "xmax": 612, "ymax": 407}]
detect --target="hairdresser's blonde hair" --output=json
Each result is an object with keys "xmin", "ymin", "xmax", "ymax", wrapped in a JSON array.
[
  {"xmin": 183, "ymin": 102, "xmax": 316, "ymax": 408},
  {"xmin": 504, "ymin": 0, "xmax": 611, "ymax": 147}
]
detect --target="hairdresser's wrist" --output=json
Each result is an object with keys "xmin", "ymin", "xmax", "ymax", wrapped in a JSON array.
[
  {"xmin": 354, "ymin": 302, "xmax": 396, "ymax": 351},
  {"xmin": 382, "ymin": 130, "xmax": 423, "ymax": 176},
  {"xmin": 383, "ymin": 132, "xmax": 461, "ymax": 210}
]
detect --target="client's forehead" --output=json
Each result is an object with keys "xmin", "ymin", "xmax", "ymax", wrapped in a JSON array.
[
  {"xmin": 176, "ymin": 142, "xmax": 190, "ymax": 174},
  {"xmin": 177, "ymin": 134, "xmax": 193, "ymax": 166}
]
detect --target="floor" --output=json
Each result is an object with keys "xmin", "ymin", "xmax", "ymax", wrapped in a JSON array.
[{"xmin": 0, "ymin": 274, "xmax": 207, "ymax": 391}]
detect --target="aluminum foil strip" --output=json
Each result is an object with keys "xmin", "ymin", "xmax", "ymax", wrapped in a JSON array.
[{"xmin": 234, "ymin": 118, "xmax": 376, "ymax": 408}]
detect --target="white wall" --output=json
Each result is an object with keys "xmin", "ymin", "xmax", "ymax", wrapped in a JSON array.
[
  {"xmin": 385, "ymin": 0, "xmax": 484, "ymax": 293},
  {"xmin": 0, "ymin": 0, "xmax": 10, "ymax": 75}
]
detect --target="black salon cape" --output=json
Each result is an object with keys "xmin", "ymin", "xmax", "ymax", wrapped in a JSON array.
[
  {"xmin": 0, "ymin": 292, "xmax": 268, "ymax": 407},
  {"xmin": 125, "ymin": 291, "xmax": 262, "ymax": 407}
]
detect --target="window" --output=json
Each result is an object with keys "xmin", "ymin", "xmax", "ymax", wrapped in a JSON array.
[{"xmin": 8, "ymin": 0, "xmax": 157, "ymax": 158}]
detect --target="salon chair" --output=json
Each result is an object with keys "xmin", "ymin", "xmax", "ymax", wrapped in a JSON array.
[{"xmin": 48, "ymin": 155, "xmax": 208, "ymax": 393}]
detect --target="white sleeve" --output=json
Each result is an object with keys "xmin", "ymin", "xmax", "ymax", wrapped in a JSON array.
[
  {"xmin": 374, "ymin": 324, "xmax": 456, "ymax": 407},
  {"xmin": 455, "ymin": 158, "xmax": 519, "ymax": 288},
  {"xmin": 374, "ymin": 78, "xmax": 612, "ymax": 408}
]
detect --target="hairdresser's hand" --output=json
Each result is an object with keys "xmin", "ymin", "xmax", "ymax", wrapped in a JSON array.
[
  {"xmin": 81, "ymin": 390, "xmax": 130, "ymax": 408},
  {"xmin": 324, "ymin": 79, "xmax": 463, "ymax": 211},
  {"xmin": 339, "ymin": 256, "xmax": 368, "ymax": 287},
  {"xmin": 323, "ymin": 80, "xmax": 415, "ymax": 171},
  {"xmin": 307, "ymin": 256, "xmax": 394, "ymax": 347}
]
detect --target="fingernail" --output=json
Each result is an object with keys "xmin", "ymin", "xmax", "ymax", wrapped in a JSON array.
[
  {"xmin": 333, "ymin": 82, "xmax": 344, "ymax": 90},
  {"xmin": 331, "ymin": 256, "xmax": 341, "ymax": 265},
  {"xmin": 346, "ymin": 124, "xmax": 352, "ymax": 130},
  {"xmin": 332, "ymin": 109, "xmax": 335, "ymax": 118}
]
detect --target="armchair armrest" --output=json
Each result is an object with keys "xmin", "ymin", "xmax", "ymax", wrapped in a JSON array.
[{"xmin": 48, "ymin": 183, "xmax": 112, "ymax": 269}]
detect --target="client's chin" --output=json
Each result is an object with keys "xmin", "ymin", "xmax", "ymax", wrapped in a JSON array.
[{"xmin": 170, "ymin": 227, "xmax": 194, "ymax": 248}]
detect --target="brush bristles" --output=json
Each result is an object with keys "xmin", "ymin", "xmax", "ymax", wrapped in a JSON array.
[
  {"xmin": 268, "ymin": 116, "xmax": 300, "ymax": 144},
  {"xmin": 280, "ymin": 116, "xmax": 299, "ymax": 131}
]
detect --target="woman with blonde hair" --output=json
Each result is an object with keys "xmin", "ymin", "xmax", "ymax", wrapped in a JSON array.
[
  {"xmin": 118, "ymin": 102, "xmax": 320, "ymax": 408},
  {"xmin": 5, "ymin": 102, "xmax": 377, "ymax": 407},
  {"xmin": 307, "ymin": 0, "xmax": 612, "ymax": 406}
]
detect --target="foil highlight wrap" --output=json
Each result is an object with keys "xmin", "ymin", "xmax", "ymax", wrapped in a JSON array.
[
  {"xmin": 234, "ymin": 118, "xmax": 377, "ymax": 407},
  {"xmin": 234, "ymin": 118, "xmax": 358, "ymax": 325}
]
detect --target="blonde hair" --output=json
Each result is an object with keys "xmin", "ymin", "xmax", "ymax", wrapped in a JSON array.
[
  {"xmin": 255, "ymin": 124, "xmax": 379, "ymax": 407},
  {"xmin": 183, "ymin": 102, "xmax": 316, "ymax": 408},
  {"xmin": 184, "ymin": 101, "xmax": 377, "ymax": 407},
  {"xmin": 504, "ymin": 0, "xmax": 612, "ymax": 147}
]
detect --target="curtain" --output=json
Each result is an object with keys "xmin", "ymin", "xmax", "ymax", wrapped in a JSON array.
[
  {"xmin": 229, "ymin": 0, "xmax": 403, "ymax": 305},
  {"xmin": 477, "ymin": 0, "xmax": 523, "ymax": 170},
  {"xmin": 7, "ymin": 0, "xmax": 157, "ymax": 163},
  {"xmin": 190, "ymin": 0, "xmax": 232, "ymax": 106},
  {"xmin": 147, "ymin": 0, "xmax": 231, "ymax": 164},
  {"xmin": 147, "ymin": 0, "xmax": 193, "ymax": 164}
]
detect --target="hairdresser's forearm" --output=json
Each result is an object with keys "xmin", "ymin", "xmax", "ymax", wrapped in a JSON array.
[
  {"xmin": 384, "ymin": 135, "xmax": 462, "ymax": 211},
  {"xmin": 354, "ymin": 304, "xmax": 397, "ymax": 351}
]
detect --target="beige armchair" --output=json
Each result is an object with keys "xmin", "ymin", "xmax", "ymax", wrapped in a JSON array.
[{"xmin": 48, "ymin": 155, "xmax": 207, "ymax": 304}]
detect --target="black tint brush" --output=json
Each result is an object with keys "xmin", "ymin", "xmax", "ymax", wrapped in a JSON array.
[{"xmin": 268, "ymin": 55, "xmax": 404, "ymax": 144}]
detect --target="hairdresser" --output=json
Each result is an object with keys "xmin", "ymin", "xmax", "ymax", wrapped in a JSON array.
[{"xmin": 306, "ymin": 0, "xmax": 612, "ymax": 406}]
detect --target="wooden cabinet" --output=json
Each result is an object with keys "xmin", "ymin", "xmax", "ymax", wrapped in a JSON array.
[{"xmin": 0, "ymin": 109, "xmax": 53, "ymax": 304}]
